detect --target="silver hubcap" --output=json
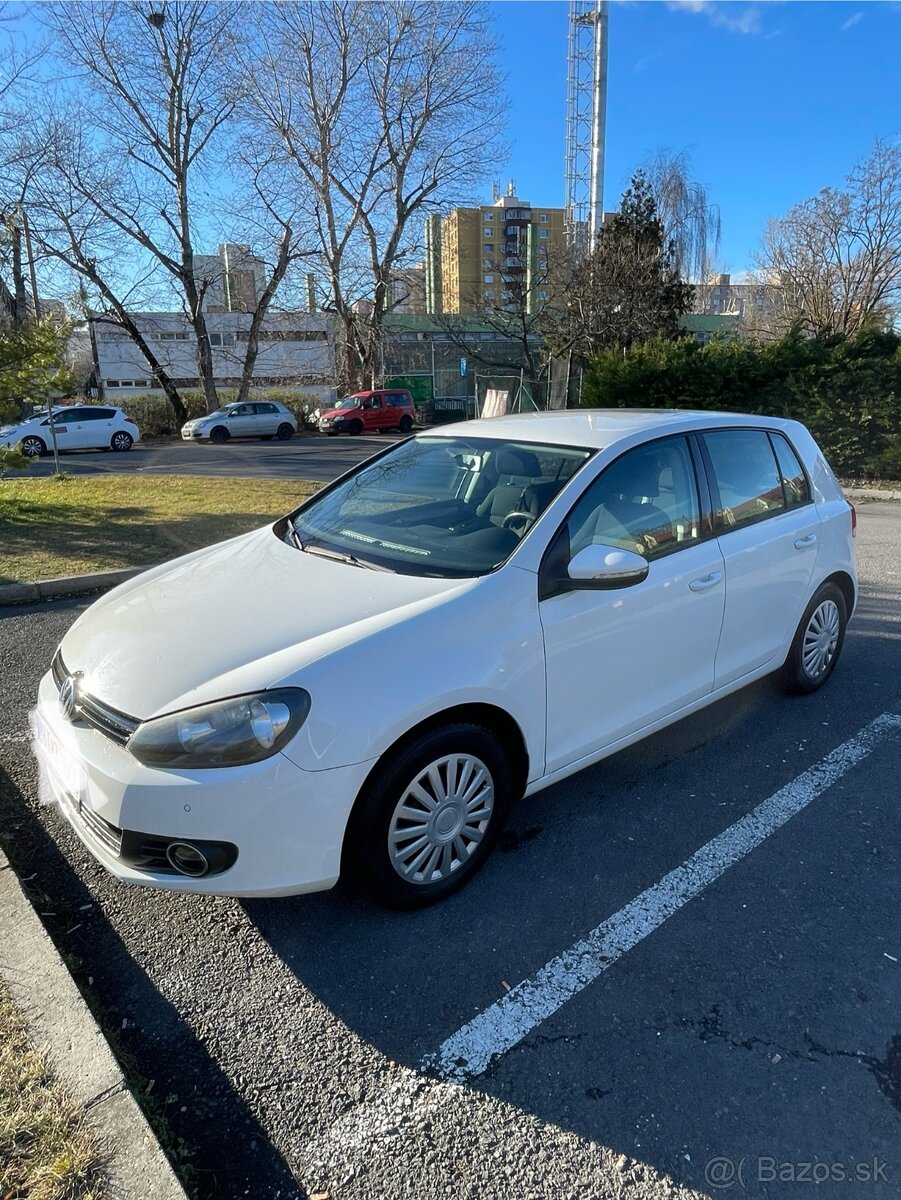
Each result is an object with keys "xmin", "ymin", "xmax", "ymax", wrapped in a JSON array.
[
  {"xmin": 113, "ymin": 434, "xmax": 129, "ymax": 449},
  {"xmin": 22, "ymin": 438, "xmax": 41, "ymax": 456},
  {"xmin": 802, "ymin": 600, "xmax": 841, "ymax": 678},
  {"xmin": 388, "ymin": 754, "xmax": 494, "ymax": 885}
]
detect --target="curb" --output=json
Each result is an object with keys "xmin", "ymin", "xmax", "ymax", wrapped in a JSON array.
[
  {"xmin": 0, "ymin": 847, "xmax": 188, "ymax": 1199},
  {"xmin": 0, "ymin": 566, "xmax": 149, "ymax": 608},
  {"xmin": 843, "ymin": 486, "xmax": 901, "ymax": 502}
]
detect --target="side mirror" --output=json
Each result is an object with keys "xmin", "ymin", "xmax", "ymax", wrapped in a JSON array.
[{"xmin": 567, "ymin": 544, "xmax": 649, "ymax": 589}]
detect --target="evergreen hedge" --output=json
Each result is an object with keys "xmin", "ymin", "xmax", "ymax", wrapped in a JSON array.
[{"xmin": 583, "ymin": 328, "xmax": 901, "ymax": 479}]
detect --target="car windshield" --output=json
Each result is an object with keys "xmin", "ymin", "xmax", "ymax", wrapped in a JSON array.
[
  {"xmin": 289, "ymin": 435, "xmax": 594, "ymax": 577},
  {"xmin": 333, "ymin": 396, "xmax": 362, "ymax": 410},
  {"xmin": 205, "ymin": 408, "xmax": 235, "ymax": 418}
]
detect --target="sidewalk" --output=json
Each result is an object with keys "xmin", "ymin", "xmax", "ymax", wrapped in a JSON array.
[{"xmin": 0, "ymin": 847, "xmax": 187, "ymax": 1199}]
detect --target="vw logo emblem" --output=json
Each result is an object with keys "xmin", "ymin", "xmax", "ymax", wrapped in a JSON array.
[{"xmin": 59, "ymin": 672, "xmax": 83, "ymax": 723}]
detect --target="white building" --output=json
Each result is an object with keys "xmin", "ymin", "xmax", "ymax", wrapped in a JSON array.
[{"xmin": 90, "ymin": 310, "xmax": 336, "ymax": 404}]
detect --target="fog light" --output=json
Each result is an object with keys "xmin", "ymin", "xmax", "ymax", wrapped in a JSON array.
[{"xmin": 166, "ymin": 841, "xmax": 209, "ymax": 877}]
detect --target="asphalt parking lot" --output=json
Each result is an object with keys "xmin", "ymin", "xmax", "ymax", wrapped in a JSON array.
[
  {"xmin": 21, "ymin": 433, "xmax": 405, "ymax": 483},
  {"xmin": 1, "ymin": 501, "xmax": 899, "ymax": 1200}
]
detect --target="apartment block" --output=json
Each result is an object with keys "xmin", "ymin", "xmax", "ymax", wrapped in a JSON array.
[{"xmin": 425, "ymin": 188, "xmax": 566, "ymax": 315}]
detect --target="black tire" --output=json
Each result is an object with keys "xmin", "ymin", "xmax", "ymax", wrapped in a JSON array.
[
  {"xmin": 19, "ymin": 435, "xmax": 46, "ymax": 457},
  {"xmin": 110, "ymin": 431, "xmax": 133, "ymax": 452},
  {"xmin": 209, "ymin": 425, "xmax": 230, "ymax": 444},
  {"xmin": 398, "ymin": 415, "xmax": 413, "ymax": 433},
  {"xmin": 276, "ymin": 422, "xmax": 294, "ymax": 441},
  {"xmin": 348, "ymin": 419, "xmax": 363, "ymax": 436},
  {"xmin": 780, "ymin": 581, "xmax": 848, "ymax": 694},
  {"xmin": 344, "ymin": 723, "xmax": 513, "ymax": 909}
]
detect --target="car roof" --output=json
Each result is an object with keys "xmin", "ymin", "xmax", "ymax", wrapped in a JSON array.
[{"xmin": 423, "ymin": 408, "xmax": 797, "ymax": 450}]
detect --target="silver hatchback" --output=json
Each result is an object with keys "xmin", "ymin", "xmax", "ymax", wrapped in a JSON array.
[{"xmin": 182, "ymin": 402, "xmax": 297, "ymax": 444}]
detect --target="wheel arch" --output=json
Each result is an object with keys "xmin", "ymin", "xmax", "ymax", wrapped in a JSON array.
[
  {"xmin": 352, "ymin": 701, "xmax": 530, "ymax": 816},
  {"xmin": 821, "ymin": 570, "xmax": 856, "ymax": 619}
]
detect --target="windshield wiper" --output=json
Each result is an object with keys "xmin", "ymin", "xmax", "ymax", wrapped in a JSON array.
[{"xmin": 301, "ymin": 542, "xmax": 396, "ymax": 572}]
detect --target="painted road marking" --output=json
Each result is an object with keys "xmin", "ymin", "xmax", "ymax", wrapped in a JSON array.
[
  {"xmin": 301, "ymin": 711, "xmax": 901, "ymax": 1185},
  {"xmin": 428, "ymin": 710, "xmax": 901, "ymax": 1080}
]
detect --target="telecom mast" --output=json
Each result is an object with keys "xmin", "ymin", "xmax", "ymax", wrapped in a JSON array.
[{"xmin": 564, "ymin": 0, "xmax": 609, "ymax": 249}]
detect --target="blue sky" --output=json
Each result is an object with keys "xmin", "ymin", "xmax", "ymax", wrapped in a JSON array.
[{"xmin": 492, "ymin": 0, "xmax": 901, "ymax": 275}]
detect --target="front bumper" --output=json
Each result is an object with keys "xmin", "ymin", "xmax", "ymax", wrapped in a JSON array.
[
  {"xmin": 181, "ymin": 428, "xmax": 207, "ymax": 440},
  {"xmin": 35, "ymin": 670, "xmax": 374, "ymax": 897}
]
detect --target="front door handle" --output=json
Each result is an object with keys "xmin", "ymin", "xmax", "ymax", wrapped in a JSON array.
[
  {"xmin": 689, "ymin": 571, "xmax": 722, "ymax": 592},
  {"xmin": 794, "ymin": 533, "xmax": 817, "ymax": 549}
]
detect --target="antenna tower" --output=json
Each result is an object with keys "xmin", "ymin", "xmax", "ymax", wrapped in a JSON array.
[{"xmin": 564, "ymin": 0, "xmax": 609, "ymax": 249}]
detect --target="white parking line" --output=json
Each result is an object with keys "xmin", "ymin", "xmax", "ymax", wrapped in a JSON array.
[
  {"xmin": 428, "ymin": 710, "xmax": 901, "ymax": 1081},
  {"xmin": 301, "ymin": 711, "xmax": 901, "ymax": 1185}
]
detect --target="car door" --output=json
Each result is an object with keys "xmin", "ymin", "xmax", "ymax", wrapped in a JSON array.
[
  {"xmin": 79, "ymin": 406, "xmax": 117, "ymax": 449},
  {"xmin": 253, "ymin": 403, "xmax": 279, "ymax": 435},
  {"xmin": 700, "ymin": 428, "xmax": 820, "ymax": 688},
  {"xmin": 226, "ymin": 404, "xmax": 256, "ymax": 438},
  {"xmin": 42, "ymin": 409, "xmax": 85, "ymax": 450},
  {"xmin": 361, "ymin": 396, "xmax": 383, "ymax": 431},
  {"xmin": 539, "ymin": 435, "xmax": 726, "ymax": 774}
]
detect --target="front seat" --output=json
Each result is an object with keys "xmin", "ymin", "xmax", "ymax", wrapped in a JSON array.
[
  {"xmin": 476, "ymin": 449, "xmax": 542, "ymax": 529},
  {"xmin": 592, "ymin": 458, "xmax": 673, "ymax": 554}
]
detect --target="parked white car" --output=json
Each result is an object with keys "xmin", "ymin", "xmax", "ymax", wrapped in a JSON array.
[
  {"xmin": 1, "ymin": 405, "xmax": 140, "ymax": 455},
  {"xmin": 181, "ymin": 402, "xmax": 297, "ymax": 443},
  {"xmin": 34, "ymin": 410, "xmax": 856, "ymax": 907}
]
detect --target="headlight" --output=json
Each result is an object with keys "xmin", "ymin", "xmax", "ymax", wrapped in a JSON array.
[{"xmin": 128, "ymin": 689, "xmax": 311, "ymax": 768}]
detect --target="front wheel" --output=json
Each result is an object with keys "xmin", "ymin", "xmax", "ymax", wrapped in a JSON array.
[
  {"xmin": 276, "ymin": 423, "xmax": 294, "ymax": 441},
  {"xmin": 345, "ymin": 723, "xmax": 513, "ymax": 908},
  {"xmin": 348, "ymin": 419, "xmax": 363, "ymax": 436},
  {"xmin": 110, "ymin": 431, "xmax": 133, "ymax": 452},
  {"xmin": 781, "ymin": 581, "xmax": 848, "ymax": 694},
  {"xmin": 209, "ymin": 426, "xmax": 230, "ymax": 444},
  {"xmin": 20, "ymin": 435, "xmax": 46, "ymax": 457}
]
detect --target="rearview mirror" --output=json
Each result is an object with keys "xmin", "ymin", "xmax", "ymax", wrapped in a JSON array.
[{"xmin": 567, "ymin": 544, "xmax": 649, "ymax": 589}]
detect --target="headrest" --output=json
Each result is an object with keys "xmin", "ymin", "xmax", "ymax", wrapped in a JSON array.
[{"xmin": 496, "ymin": 448, "xmax": 541, "ymax": 478}]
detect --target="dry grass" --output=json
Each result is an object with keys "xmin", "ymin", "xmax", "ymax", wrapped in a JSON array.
[
  {"xmin": 0, "ymin": 474, "xmax": 321, "ymax": 584},
  {"xmin": 0, "ymin": 981, "xmax": 105, "ymax": 1200}
]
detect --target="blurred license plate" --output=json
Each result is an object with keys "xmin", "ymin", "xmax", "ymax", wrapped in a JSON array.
[{"xmin": 33, "ymin": 711, "xmax": 88, "ymax": 807}]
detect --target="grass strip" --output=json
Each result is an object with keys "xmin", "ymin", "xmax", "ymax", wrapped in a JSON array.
[
  {"xmin": 0, "ymin": 979, "xmax": 105, "ymax": 1200},
  {"xmin": 0, "ymin": 474, "xmax": 320, "ymax": 584}
]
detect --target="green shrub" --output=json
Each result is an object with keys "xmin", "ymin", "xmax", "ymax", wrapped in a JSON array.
[{"xmin": 584, "ymin": 328, "xmax": 901, "ymax": 479}]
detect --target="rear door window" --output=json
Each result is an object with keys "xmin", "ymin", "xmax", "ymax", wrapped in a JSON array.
[
  {"xmin": 703, "ymin": 430, "xmax": 786, "ymax": 530},
  {"xmin": 770, "ymin": 433, "xmax": 811, "ymax": 507}
]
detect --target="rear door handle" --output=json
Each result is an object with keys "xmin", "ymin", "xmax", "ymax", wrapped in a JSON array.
[
  {"xmin": 794, "ymin": 534, "xmax": 817, "ymax": 549},
  {"xmin": 689, "ymin": 571, "xmax": 722, "ymax": 592}
]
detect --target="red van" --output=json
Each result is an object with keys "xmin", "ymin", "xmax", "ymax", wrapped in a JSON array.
[{"xmin": 318, "ymin": 389, "xmax": 416, "ymax": 436}]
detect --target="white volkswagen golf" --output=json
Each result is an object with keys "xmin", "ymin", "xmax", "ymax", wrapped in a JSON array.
[{"xmin": 34, "ymin": 410, "xmax": 856, "ymax": 907}]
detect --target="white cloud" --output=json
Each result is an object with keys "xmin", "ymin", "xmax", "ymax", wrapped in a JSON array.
[
  {"xmin": 665, "ymin": 1, "xmax": 762, "ymax": 35},
  {"xmin": 840, "ymin": 10, "xmax": 864, "ymax": 30}
]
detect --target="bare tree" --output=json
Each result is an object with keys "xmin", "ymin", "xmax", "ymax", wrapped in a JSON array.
[
  {"xmin": 643, "ymin": 148, "xmax": 721, "ymax": 285},
  {"xmin": 755, "ymin": 139, "xmax": 901, "ymax": 336},
  {"xmin": 245, "ymin": 0, "xmax": 506, "ymax": 391}
]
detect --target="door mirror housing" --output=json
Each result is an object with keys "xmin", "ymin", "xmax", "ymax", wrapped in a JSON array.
[{"xmin": 567, "ymin": 544, "xmax": 649, "ymax": 589}]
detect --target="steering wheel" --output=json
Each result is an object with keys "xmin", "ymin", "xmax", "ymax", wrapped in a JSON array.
[{"xmin": 502, "ymin": 510, "xmax": 537, "ymax": 533}]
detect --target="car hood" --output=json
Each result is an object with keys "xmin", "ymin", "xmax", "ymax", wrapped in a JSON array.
[
  {"xmin": 58, "ymin": 526, "xmax": 475, "ymax": 719},
  {"xmin": 320, "ymin": 407, "xmax": 359, "ymax": 419}
]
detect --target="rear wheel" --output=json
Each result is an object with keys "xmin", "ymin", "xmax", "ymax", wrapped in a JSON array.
[
  {"xmin": 110, "ymin": 431, "xmax": 133, "ymax": 452},
  {"xmin": 20, "ymin": 435, "xmax": 46, "ymax": 457},
  {"xmin": 276, "ymin": 422, "xmax": 294, "ymax": 441},
  {"xmin": 781, "ymin": 581, "xmax": 848, "ymax": 694},
  {"xmin": 348, "ymin": 419, "xmax": 363, "ymax": 436},
  {"xmin": 345, "ymin": 723, "xmax": 512, "ymax": 908},
  {"xmin": 399, "ymin": 415, "xmax": 413, "ymax": 434},
  {"xmin": 209, "ymin": 426, "xmax": 230, "ymax": 444}
]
